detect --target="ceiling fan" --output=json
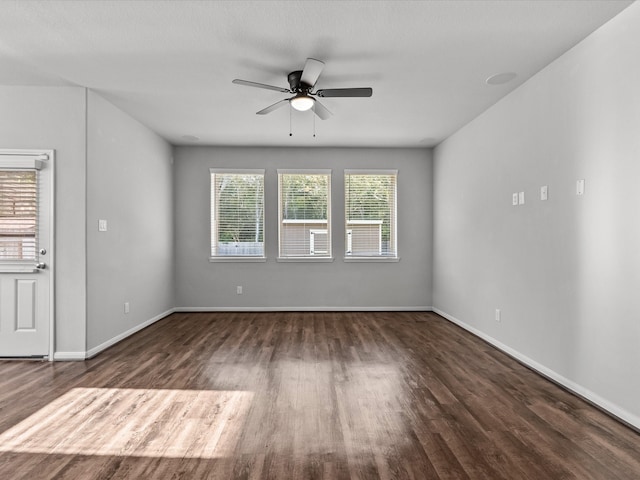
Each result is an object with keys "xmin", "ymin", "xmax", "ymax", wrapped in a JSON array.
[{"xmin": 232, "ymin": 58, "xmax": 373, "ymax": 120}]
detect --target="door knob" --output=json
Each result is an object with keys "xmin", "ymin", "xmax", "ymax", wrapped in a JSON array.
[
  {"xmin": 35, "ymin": 263, "xmax": 46, "ymax": 270},
  {"xmin": 39, "ymin": 248, "xmax": 47, "ymax": 255}
]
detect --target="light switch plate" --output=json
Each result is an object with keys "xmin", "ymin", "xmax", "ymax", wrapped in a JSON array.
[
  {"xmin": 576, "ymin": 179, "xmax": 585, "ymax": 196},
  {"xmin": 512, "ymin": 193, "xmax": 519, "ymax": 206},
  {"xmin": 540, "ymin": 185, "xmax": 548, "ymax": 201},
  {"xmin": 518, "ymin": 191, "xmax": 525, "ymax": 205}
]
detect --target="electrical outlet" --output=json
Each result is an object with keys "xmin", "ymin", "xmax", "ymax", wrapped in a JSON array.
[
  {"xmin": 124, "ymin": 302, "xmax": 130, "ymax": 314},
  {"xmin": 512, "ymin": 193, "xmax": 519, "ymax": 206},
  {"xmin": 99, "ymin": 219, "xmax": 108, "ymax": 232},
  {"xmin": 518, "ymin": 191, "xmax": 525, "ymax": 205},
  {"xmin": 236, "ymin": 286, "xmax": 243, "ymax": 295}
]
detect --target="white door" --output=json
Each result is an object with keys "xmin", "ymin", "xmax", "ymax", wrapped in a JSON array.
[{"xmin": 0, "ymin": 150, "xmax": 53, "ymax": 358}]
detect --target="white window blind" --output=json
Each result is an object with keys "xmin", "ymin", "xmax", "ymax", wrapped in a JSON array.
[
  {"xmin": 210, "ymin": 169, "xmax": 265, "ymax": 258},
  {"xmin": 0, "ymin": 170, "xmax": 38, "ymax": 262},
  {"xmin": 345, "ymin": 170, "xmax": 397, "ymax": 258},
  {"xmin": 278, "ymin": 170, "xmax": 331, "ymax": 258}
]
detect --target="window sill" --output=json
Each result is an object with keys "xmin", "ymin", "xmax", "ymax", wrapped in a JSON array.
[
  {"xmin": 209, "ymin": 256, "xmax": 266, "ymax": 263},
  {"xmin": 343, "ymin": 256, "xmax": 400, "ymax": 263},
  {"xmin": 277, "ymin": 257, "xmax": 334, "ymax": 263}
]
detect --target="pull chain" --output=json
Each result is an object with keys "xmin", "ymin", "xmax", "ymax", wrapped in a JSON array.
[{"xmin": 287, "ymin": 106, "xmax": 317, "ymax": 138}]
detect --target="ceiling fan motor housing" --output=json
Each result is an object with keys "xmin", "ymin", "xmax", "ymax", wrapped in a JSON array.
[{"xmin": 288, "ymin": 70, "xmax": 311, "ymax": 93}]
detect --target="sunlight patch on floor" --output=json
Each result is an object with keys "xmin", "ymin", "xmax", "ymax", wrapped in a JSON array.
[{"xmin": 0, "ymin": 388, "xmax": 253, "ymax": 459}]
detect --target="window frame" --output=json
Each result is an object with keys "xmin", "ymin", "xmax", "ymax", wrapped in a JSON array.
[
  {"xmin": 277, "ymin": 169, "xmax": 333, "ymax": 262},
  {"xmin": 209, "ymin": 168, "xmax": 266, "ymax": 263},
  {"xmin": 343, "ymin": 169, "xmax": 399, "ymax": 263}
]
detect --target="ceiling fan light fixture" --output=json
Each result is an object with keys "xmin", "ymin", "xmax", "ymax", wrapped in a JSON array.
[{"xmin": 290, "ymin": 94, "xmax": 315, "ymax": 111}]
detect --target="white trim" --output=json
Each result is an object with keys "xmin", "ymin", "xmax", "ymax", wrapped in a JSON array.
[
  {"xmin": 0, "ymin": 158, "xmax": 44, "ymax": 169},
  {"xmin": 343, "ymin": 256, "xmax": 400, "ymax": 263},
  {"xmin": 344, "ymin": 170, "xmax": 397, "ymax": 259},
  {"xmin": 344, "ymin": 169, "xmax": 398, "ymax": 176},
  {"xmin": 0, "ymin": 149, "xmax": 55, "ymax": 361},
  {"xmin": 175, "ymin": 306, "xmax": 432, "ymax": 312},
  {"xmin": 85, "ymin": 308, "xmax": 175, "ymax": 359},
  {"xmin": 277, "ymin": 168, "xmax": 332, "ymax": 175},
  {"xmin": 0, "ymin": 150, "xmax": 48, "ymax": 170},
  {"xmin": 47, "ymin": 150, "xmax": 55, "ymax": 362},
  {"xmin": 53, "ymin": 309, "xmax": 175, "ymax": 360},
  {"xmin": 209, "ymin": 256, "xmax": 266, "ymax": 263},
  {"xmin": 0, "ymin": 149, "xmax": 49, "ymax": 158},
  {"xmin": 278, "ymin": 170, "xmax": 332, "ymax": 259},
  {"xmin": 277, "ymin": 256, "xmax": 334, "ymax": 263},
  {"xmin": 209, "ymin": 168, "xmax": 265, "ymax": 175},
  {"xmin": 210, "ymin": 170, "xmax": 265, "ymax": 261},
  {"xmin": 53, "ymin": 351, "xmax": 86, "ymax": 361},
  {"xmin": 433, "ymin": 308, "xmax": 640, "ymax": 431}
]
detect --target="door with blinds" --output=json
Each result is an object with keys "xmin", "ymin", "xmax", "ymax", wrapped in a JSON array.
[{"xmin": 0, "ymin": 150, "xmax": 53, "ymax": 358}]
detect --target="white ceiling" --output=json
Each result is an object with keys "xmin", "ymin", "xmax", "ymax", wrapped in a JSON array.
[{"xmin": 0, "ymin": 0, "xmax": 632, "ymax": 147}]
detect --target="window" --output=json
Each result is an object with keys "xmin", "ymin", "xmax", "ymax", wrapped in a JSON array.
[
  {"xmin": 344, "ymin": 170, "xmax": 397, "ymax": 259},
  {"xmin": 0, "ymin": 170, "xmax": 38, "ymax": 263},
  {"xmin": 278, "ymin": 170, "xmax": 332, "ymax": 260},
  {"xmin": 210, "ymin": 169, "xmax": 265, "ymax": 261}
]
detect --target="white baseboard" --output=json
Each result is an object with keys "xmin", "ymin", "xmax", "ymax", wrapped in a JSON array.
[
  {"xmin": 84, "ymin": 308, "xmax": 176, "ymax": 359},
  {"xmin": 175, "ymin": 306, "xmax": 433, "ymax": 312},
  {"xmin": 433, "ymin": 308, "xmax": 640, "ymax": 432},
  {"xmin": 53, "ymin": 351, "xmax": 86, "ymax": 361}
]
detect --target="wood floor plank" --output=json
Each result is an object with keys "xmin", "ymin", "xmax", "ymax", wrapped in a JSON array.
[{"xmin": 1, "ymin": 311, "xmax": 639, "ymax": 479}]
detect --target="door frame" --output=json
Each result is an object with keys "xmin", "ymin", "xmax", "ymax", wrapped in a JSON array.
[{"xmin": 0, "ymin": 149, "xmax": 55, "ymax": 360}]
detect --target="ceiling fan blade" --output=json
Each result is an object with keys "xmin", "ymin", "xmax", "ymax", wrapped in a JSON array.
[
  {"xmin": 300, "ymin": 58, "xmax": 325, "ymax": 87},
  {"xmin": 256, "ymin": 99, "xmax": 289, "ymax": 115},
  {"xmin": 232, "ymin": 79, "xmax": 290, "ymax": 93},
  {"xmin": 316, "ymin": 87, "xmax": 373, "ymax": 98},
  {"xmin": 312, "ymin": 100, "xmax": 332, "ymax": 120}
]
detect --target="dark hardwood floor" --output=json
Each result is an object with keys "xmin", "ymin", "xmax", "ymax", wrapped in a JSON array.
[{"xmin": 1, "ymin": 311, "xmax": 639, "ymax": 479}]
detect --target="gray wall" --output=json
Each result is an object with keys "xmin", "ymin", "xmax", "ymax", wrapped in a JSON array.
[
  {"xmin": 433, "ymin": 3, "xmax": 640, "ymax": 427},
  {"xmin": 0, "ymin": 86, "xmax": 87, "ymax": 356},
  {"xmin": 86, "ymin": 91, "xmax": 174, "ymax": 352},
  {"xmin": 0, "ymin": 87, "xmax": 174, "ymax": 358},
  {"xmin": 174, "ymin": 147, "xmax": 432, "ymax": 310}
]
